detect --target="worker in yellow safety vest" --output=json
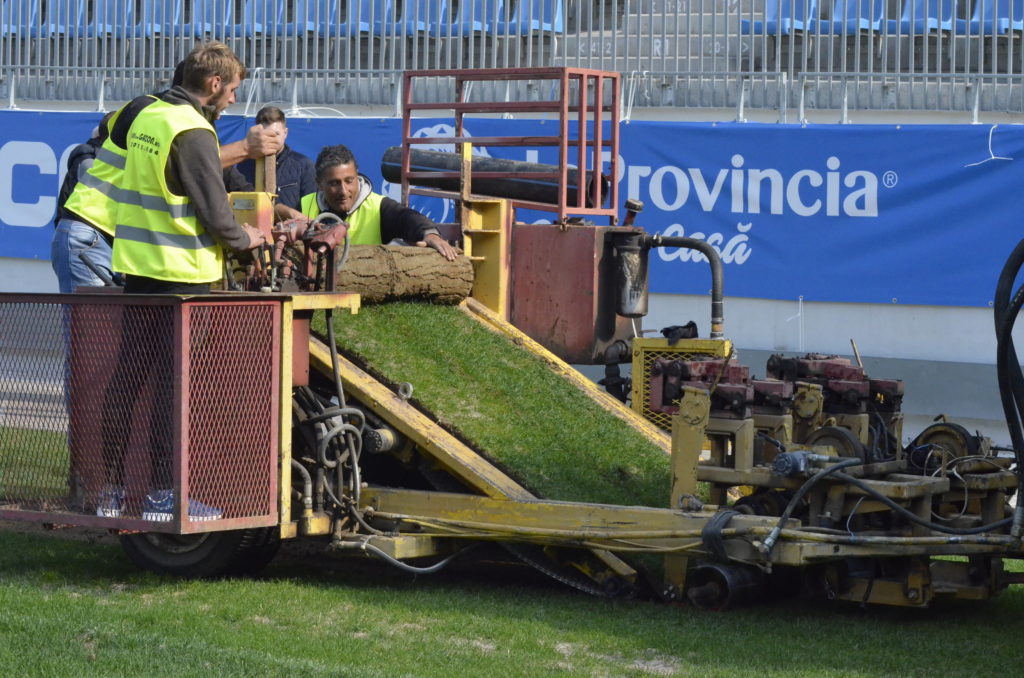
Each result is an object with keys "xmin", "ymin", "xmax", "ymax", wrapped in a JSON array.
[
  {"xmin": 60, "ymin": 65, "xmax": 282, "ymax": 294},
  {"xmin": 108, "ymin": 42, "xmax": 272, "ymax": 294},
  {"xmin": 299, "ymin": 144, "xmax": 458, "ymax": 261}
]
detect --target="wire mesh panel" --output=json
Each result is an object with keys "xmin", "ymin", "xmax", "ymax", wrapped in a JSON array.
[
  {"xmin": 0, "ymin": 299, "xmax": 69, "ymax": 512},
  {"xmin": 0, "ymin": 294, "xmax": 280, "ymax": 533},
  {"xmin": 630, "ymin": 337, "xmax": 731, "ymax": 430},
  {"xmin": 183, "ymin": 302, "xmax": 279, "ymax": 531}
]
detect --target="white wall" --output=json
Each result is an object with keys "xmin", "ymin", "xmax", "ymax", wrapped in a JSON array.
[{"xmin": 0, "ymin": 258, "xmax": 57, "ymax": 293}]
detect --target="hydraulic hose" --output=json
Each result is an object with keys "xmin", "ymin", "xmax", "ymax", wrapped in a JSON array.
[
  {"xmin": 290, "ymin": 459, "xmax": 313, "ymax": 513},
  {"xmin": 644, "ymin": 234, "xmax": 724, "ymax": 338},
  {"xmin": 761, "ymin": 458, "xmax": 864, "ymax": 554},
  {"xmin": 992, "ymin": 237, "xmax": 1024, "ymax": 536},
  {"xmin": 833, "ymin": 472, "xmax": 1014, "ymax": 536},
  {"xmin": 335, "ymin": 540, "xmax": 480, "ymax": 575}
]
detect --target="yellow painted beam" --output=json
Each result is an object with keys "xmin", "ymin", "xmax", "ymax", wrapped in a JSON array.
[
  {"xmin": 361, "ymin": 486, "xmax": 779, "ymax": 536},
  {"xmin": 461, "ymin": 297, "xmax": 671, "ymax": 452},
  {"xmin": 278, "ymin": 298, "xmax": 294, "ymax": 537},
  {"xmin": 308, "ymin": 335, "xmax": 533, "ymax": 501}
]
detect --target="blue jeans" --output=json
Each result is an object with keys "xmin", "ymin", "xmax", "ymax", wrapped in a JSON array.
[{"xmin": 50, "ymin": 217, "xmax": 118, "ymax": 293}]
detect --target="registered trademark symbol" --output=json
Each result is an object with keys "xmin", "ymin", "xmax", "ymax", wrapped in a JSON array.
[{"xmin": 882, "ymin": 171, "xmax": 898, "ymax": 188}]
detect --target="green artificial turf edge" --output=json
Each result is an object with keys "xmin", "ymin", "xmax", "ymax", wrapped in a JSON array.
[{"xmin": 314, "ymin": 302, "xmax": 673, "ymax": 508}]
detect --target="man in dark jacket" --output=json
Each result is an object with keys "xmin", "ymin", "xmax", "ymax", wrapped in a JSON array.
[
  {"xmin": 237, "ymin": 106, "xmax": 316, "ymax": 218},
  {"xmin": 50, "ymin": 112, "xmax": 118, "ymax": 292}
]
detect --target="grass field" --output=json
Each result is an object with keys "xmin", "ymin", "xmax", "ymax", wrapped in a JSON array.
[
  {"xmin": 318, "ymin": 302, "xmax": 672, "ymax": 508},
  {"xmin": 0, "ymin": 427, "xmax": 68, "ymax": 497},
  {"xmin": 1, "ymin": 526, "xmax": 1023, "ymax": 677}
]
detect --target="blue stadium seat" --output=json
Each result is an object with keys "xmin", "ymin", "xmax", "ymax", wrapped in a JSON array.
[
  {"xmin": 813, "ymin": 0, "xmax": 885, "ymax": 34},
  {"xmin": 1006, "ymin": 0, "xmax": 1024, "ymax": 31},
  {"xmin": 286, "ymin": 0, "xmax": 337, "ymax": 35},
  {"xmin": 35, "ymin": 0, "xmax": 86, "ymax": 37},
  {"xmin": 336, "ymin": 0, "xmax": 394, "ymax": 36},
  {"xmin": 88, "ymin": 0, "xmax": 136, "ymax": 37},
  {"xmin": 499, "ymin": 0, "xmax": 564, "ymax": 33},
  {"xmin": 237, "ymin": 0, "xmax": 286, "ymax": 37},
  {"xmin": 399, "ymin": 0, "xmax": 448, "ymax": 35},
  {"xmin": 133, "ymin": 0, "xmax": 181, "ymax": 38},
  {"xmin": 436, "ymin": 0, "xmax": 505, "ymax": 35},
  {"xmin": 175, "ymin": 0, "xmax": 236, "ymax": 37},
  {"xmin": 886, "ymin": 0, "xmax": 957, "ymax": 34},
  {"xmin": 1, "ymin": 0, "xmax": 40, "ymax": 36},
  {"xmin": 741, "ymin": 0, "xmax": 819, "ymax": 35},
  {"xmin": 956, "ymin": 0, "xmax": 1024, "ymax": 34}
]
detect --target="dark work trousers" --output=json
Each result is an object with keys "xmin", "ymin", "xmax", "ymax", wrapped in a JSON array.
[{"xmin": 99, "ymin": 276, "xmax": 210, "ymax": 493}]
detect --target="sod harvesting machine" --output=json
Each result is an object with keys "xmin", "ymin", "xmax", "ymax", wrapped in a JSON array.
[{"xmin": 2, "ymin": 68, "xmax": 1024, "ymax": 610}]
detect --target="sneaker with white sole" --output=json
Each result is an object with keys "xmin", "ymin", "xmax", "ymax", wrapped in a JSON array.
[
  {"xmin": 142, "ymin": 489, "xmax": 223, "ymax": 522},
  {"xmin": 95, "ymin": 488, "xmax": 125, "ymax": 518}
]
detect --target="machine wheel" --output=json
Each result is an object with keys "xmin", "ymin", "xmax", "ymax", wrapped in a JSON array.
[
  {"xmin": 909, "ymin": 422, "xmax": 980, "ymax": 458},
  {"xmin": 733, "ymin": 489, "xmax": 790, "ymax": 517},
  {"xmin": 120, "ymin": 527, "xmax": 281, "ymax": 578},
  {"xmin": 804, "ymin": 425, "xmax": 866, "ymax": 461}
]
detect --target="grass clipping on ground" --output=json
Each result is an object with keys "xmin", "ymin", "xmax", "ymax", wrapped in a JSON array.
[{"xmin": 318, "ymin": 302, "xmax": 670, "ymax": 508}]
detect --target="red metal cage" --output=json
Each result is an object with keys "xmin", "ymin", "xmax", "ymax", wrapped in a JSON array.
[{"xmin": 0, "ymin": 293, "xmax": 280, "ymax": 534}]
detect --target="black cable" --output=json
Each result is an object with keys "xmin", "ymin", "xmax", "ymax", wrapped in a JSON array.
[
  {"xmin": 339, "ymin": 541, "xmax": 481, "ymax": 575},
  {"xmin": 833, "ymin": 472, "xmax": 1014, "ymax": 536},
  {"xmin": 762, "ymin": 458, "xmax": 864, "ymax": 554},
  {"xmin": 993, "ymin": 242, "xmax": 1024, "ymax": 475},
  {"xmin": 993, "ymin": 267, "xmax": 1024, "ymax": 534},
  {"xmin": 701, "ymin": 509, "xmax": 740, "ymax": 562},
  {"xmin": 756, "ymin": 430, "xmax": 786, "ymax": 453}
]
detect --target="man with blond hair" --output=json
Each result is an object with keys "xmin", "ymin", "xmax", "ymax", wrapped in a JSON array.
[
  {"xmin": 97, "ymin": 42, "xmax": 271, "ymax": 523},
  {"xmin": 109, "ymin": 41, "xmax": 271, "ymax": 293}
]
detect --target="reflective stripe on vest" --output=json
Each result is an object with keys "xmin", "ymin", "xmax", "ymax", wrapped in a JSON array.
[
  {"xmin": 62, "ymin": 101, "xmax": 145, "ymax": 237},
  {"xmin": 111, "ymin": 100, "xmax": 221, "ymax": 283},
  {"xmin": 300, "ymin": 191, "xmax": 384, "ymax": 245}
]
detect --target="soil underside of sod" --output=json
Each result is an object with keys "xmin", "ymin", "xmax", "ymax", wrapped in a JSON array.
[{"xmin": 314, "ymin": 302, "xmax": 672, "ymax": 508}]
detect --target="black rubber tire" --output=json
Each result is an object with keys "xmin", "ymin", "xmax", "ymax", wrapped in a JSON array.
[{"xmin": 120, "ymin": 527, "xmax": 281, "ymax": 578}]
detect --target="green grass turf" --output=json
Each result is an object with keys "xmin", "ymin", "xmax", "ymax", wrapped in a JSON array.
[
  {"xmin": 316, "ymin": 302, "xmax": 672, "ymax": 508},
  {"xmin": 1, "ymin": 528, "xmax": 1023, "ymax": 678},
  {"xmin": 0, "ymin": 428, "xmax": 68, "ymax": 498}
]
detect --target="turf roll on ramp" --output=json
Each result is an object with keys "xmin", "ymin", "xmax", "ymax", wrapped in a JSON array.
[{"xmin": 317, "ymin": 301, "xmax": 672, "ymax": 508}]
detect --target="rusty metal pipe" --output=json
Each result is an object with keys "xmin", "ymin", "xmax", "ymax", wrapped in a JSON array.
[{"xmin": 644, "ymin": 235, "xmax": 724, "ymax": 339}]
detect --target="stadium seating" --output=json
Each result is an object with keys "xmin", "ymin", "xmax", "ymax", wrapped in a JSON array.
[
  {"xmin": 399, "ymin": 0, "xmax": 449, "ymax": 35},
  {"xmin": 88, "ymin": 0, "xmax": 135, "ymax": 37},
  {"xmin": 237, "ymin": 0, "xmax": 286, "ymax": 36},
  {"xmin": 286, "ymin": 0, "xmax": 393, "ymax": 36},
  {"xmin": 170, "ymin": 0, "xmax": 235, "ymax": 38},
  {"xmin": 435, "ymin": 0, "xmax": 504, "ymax": 35},
  {"xmin": 956, "ymin": 0, "xmax": 1024, "ymax": 34},
  {"xmin": 336, "ymin": 0, "xmax": 394, "ymax": 35},
  {"xmin": 500, "ymin": 0, "xmax": 564, "ymax": 33},
  {"xmin": 35, "ymin": 0, "xmax": 85, "ymax": 37},
  {"xmin": 813, "ymin": 0, "xmax": 885, "ymax": 34},
  {"xmin": 886, "ymin": 0, "xmax": 957, "ymax": 34},
  {"xmin": 132, "ymin": 0, "xmax": 179, "ymax": 38},
  {"xmin": 1, "ymin": 0, "xmax": 38, "ymax": 36},
  {"xmin": 740, "ymin": 0, "xmax": 819, "ymax": 35}
]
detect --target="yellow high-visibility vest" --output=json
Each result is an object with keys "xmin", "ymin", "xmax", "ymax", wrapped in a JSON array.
[
  {"xmin": 300, "ymin": 191, "xmax": 384, "ymax": 245},
  {"xmin": 62, "ymin": 99, "xmax": 150, "ymax": 237},
  {"xmin": 111, "ymin": 100, "xmax": 222, "ymax": 283}
]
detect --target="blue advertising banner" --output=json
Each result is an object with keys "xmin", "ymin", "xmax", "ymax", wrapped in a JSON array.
[{"xmin": 3, "ymin": 109, "xmax": 1022, "ymax": 308}]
